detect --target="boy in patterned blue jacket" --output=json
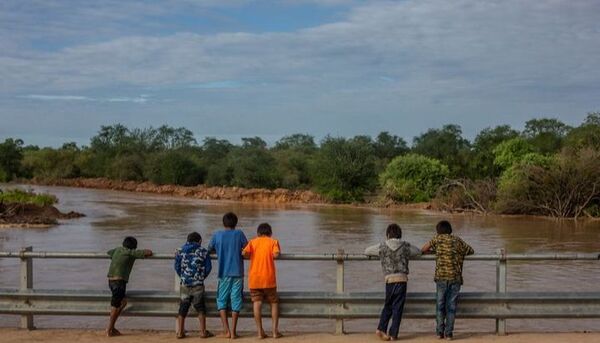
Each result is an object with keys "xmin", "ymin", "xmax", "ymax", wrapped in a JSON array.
[{"xmin": 174, "ymin": 232, "xmax": 213, "ymax": 339}]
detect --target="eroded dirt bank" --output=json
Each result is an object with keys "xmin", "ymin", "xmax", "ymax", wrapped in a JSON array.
[
  {"xmin": 25, "ymin": 178, "xmax": 328, "ymax": 204},
  {"xmin": 0, "ymin": 203, "xmax": 84, "ymax": 228},
  {"xmin": 1, "ymin": 329, "xmax": 600, "ymax": 343}
]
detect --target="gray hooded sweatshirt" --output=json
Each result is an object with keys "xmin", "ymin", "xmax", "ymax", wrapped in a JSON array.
[{"xmin": 365, "ymin": 239, "xmax": 421, "ymax": 283}]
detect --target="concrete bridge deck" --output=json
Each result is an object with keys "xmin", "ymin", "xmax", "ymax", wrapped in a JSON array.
[{"xmin": 2, "ymin": 329, "xmax": 600, "ymax": 343}]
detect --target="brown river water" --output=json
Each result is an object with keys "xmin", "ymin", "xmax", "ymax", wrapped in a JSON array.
[{"xmin": 1, "ymin": 185, "xmax": 599, "ymax": 333}]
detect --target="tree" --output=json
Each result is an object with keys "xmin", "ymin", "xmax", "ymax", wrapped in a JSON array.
[
  {"xmin": 202, "ymin": 138, "xmax": 234, "ymax": 186},
  {"xmin": 0, "ymin": 138, "xmax": 24, "ymax": 181},
  {"xmin": 373, "ymin": 132, "xmax": 409, "ymax": 160},
  {"xmin": 412, "ymin": 124, "xmax": 471, "ymax": 177},
  {"xmin": 273, "ymin": 134, "xmax": 317, "ymax": 189},
  {"xmin": 523, "ymin": 118, "xmax": 571, "ymax": 154},
  {"xmin": 379, "ymin": 154, "xmax": 449, "ymax": 202},
  {"xmin": 228, "ymin": 138, "xmax": 280, "ymax": 189},
  {"xmin": 313, "ymin": 136, "xmax": 377, "ymax": 202},
  {"xmin": 564, "ymin": 112, "xmax": 600, "ymax": 151},
  {"xmin": 470, "ymin": 125, "xmax": 519, "ymax": 178},
  {"xmin": 274, "ymin": 134, "xmax": 317, "ymax": 153},
  {"xmin": 145, "ymin": 151, "xmax": 204, "ymax": 186}
]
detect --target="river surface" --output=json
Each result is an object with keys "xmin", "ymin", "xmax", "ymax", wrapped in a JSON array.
[{"xmin": 1, "ymin": 185, "xmax": 599, "ymax": 333}]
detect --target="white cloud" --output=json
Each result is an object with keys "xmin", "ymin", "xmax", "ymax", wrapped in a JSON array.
[
  {"xmin": 23, "ymin": 94, "xmax": 91, "ymax": 101},
  {"xmin": 21, "ymin": 94, "xmax": 151, "ymax": 104}
]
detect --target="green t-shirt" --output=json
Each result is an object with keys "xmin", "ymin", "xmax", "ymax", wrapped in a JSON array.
[{"xmin": 107, "ymin": 247, "xmax": 146, "ymax": 282}]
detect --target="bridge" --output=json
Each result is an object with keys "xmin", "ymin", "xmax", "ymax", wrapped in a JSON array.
[{"xmin": 1, "ymin": 248, "xmax": 599, "ymax": 335}]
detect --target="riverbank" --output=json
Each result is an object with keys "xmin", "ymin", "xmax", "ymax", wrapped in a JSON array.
[
  {"xmin": 22, "ymin": 177, "xmax": 433, "ymax": 210},
  {"xmin": 2, "ymin": 329, "xmax": 600, "ymax": 343}
]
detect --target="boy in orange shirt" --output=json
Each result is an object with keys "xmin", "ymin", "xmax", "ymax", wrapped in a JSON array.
[{"xmin": 242, "ymin": 223, "xmax": 282, "ymax": 339}]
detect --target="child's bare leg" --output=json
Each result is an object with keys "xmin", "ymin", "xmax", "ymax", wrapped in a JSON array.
[
  {"xmin": 176, "ymin": 316, "xmax": 185, "ymax": 338},
  {"xmin": 231, "ymin": 311, "xmax": 240, "ymax": 339},
  {"xmin": 198, "ymin": 313, "xmax": 210, "ymax": 337},
  {"xmin": 271, "ymin": 302, "xmax": 282, "ymax": 338},
  {"xmin": 253, "ymin": 301, "xmax": 266, "ymax": 338},
  {"xmin": 106, "ymin": 299, "xmax": 127, "ymax": 336},
  {"xmin": 218, "ymin": 310, "xmax": 231, "ymax": 338}
]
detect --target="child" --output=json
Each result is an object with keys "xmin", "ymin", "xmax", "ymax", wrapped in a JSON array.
[
  {"xmin": 365, "ymin": 223, "xmax": 421, "ymax": 341},
  {"xmin": 421, "ymin": 220, "xmax": 474, "ymax": 341},
  {"xmin": 174, "ymin": 232, "xmax": 213, "ymax": 339},
  {"xmin": 242, "ymin": 223, "xmax": 282, "ymax": 339},
  {"xmin": 207, "ymin": 212, "xmax": 248, "ymax": 339},
  {"xmin": 106, "ymin": 236, "xmax": 152, "ymax": 337}
]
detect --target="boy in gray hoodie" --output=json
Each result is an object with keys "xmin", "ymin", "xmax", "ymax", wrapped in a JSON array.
[{"xmin": 365, "ymin": 224, "xmax": 421, "ymax": 341}]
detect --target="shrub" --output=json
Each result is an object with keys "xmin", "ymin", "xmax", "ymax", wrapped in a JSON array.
[
  {"xmin": 434, "ymin": 179, "xmax": 497, "ymax": 213},
  {"xmin": 496, "ymin": 149, "xmax": 600, "ymax": 218},
  {"xmin": 380, "ymin": 154, "xmax": 449, "ymax": 202}
]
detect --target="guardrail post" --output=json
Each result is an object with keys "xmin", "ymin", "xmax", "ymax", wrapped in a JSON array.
[
  {"xmin": 495, "ymin": 248, "xmax": 507, "ymax": 336},
  {"xmin": 174, "ymin": 265, "xmax": 181, "ymax": 330},
  {"xmin": 20, "ymin": 246, "xmax": 34, "ymax": 330},
  {"xmin": 335, "ymin": 249, "xmax": 345, "ymax": 335}
]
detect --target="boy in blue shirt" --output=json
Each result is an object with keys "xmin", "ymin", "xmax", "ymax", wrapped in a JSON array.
[
  {"xmin": 174, "ymin": 232, "xmax": 213, "ymax": 339},
  {"xmin": 208, "ymin": 212, "xmax": 248, "ymax": 339}
]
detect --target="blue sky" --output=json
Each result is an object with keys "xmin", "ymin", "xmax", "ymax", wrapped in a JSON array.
[{"xmin": 1, "ymin": 0, "xmax": 599, "ymax": 147}]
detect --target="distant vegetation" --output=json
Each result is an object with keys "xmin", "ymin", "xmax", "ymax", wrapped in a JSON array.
[{"xmin": 1, "ymin": 112, "xmax": 599, "ymax": 217}]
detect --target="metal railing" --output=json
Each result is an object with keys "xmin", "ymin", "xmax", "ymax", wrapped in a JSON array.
[{"xmin": 0, "ymin": 248, "xmax": 599, "ymax": 335}]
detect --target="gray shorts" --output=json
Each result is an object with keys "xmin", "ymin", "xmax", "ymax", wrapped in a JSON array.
[{"xmin": 179, "ymin": 284, "xmax": 206, "ymax": 316}]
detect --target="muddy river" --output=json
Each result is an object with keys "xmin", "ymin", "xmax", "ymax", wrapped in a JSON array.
[{"xmin": 1, "ymin": 185, "xmax": 599, "ymax": 333}]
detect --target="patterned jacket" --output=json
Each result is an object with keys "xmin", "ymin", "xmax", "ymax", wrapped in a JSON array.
[{"xmin": 174, "ymin": 242, "xmax": 212, "ymax": 287}]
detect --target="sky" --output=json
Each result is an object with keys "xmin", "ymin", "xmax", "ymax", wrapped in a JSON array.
[{"xmin": 0, "ymin": 0, "xmax": 599, "ymax": 147}]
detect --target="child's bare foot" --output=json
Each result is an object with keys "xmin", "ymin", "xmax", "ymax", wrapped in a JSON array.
[
  {"xmin": 200, "ymin": 330, "xmax": 214, "ymax": 339},
  {"xmin": 257, "ymin": 331, "xmax": 268, "ymax": 339},
  {"xmin": 217, "ymin": 331, "xmax": 231, "ymax": 339},
  {"xmin": 376, "ymin": 330, "xmax": 391, "ymax": 341},
  {"xmin": 106, "ymin": 328, "xmax": 121, "ymax": 337},
  {"xmin": 272, "ymin": 331, "xmax": 283, "ymax": 339}
]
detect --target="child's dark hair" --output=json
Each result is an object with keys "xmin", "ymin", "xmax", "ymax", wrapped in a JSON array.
[
  {"xmin": 122, "ymin": 236, "xmax": 138, "ymax": 249},
  {"xmin": 257, "ymin": 223, "xmax": 272, "ymax": 236},
  {"xmin": 223, "ymin": 212, "xmax": 238, "ymax": 229},
  {"xmin": 187, "ymin": 232, "xmax": 202, "ymax": 243},
  {"xmin": 436, "ymin": 220, "xmax": 453, "ymax": 234},
  {"xmin": 386, "ymin": 223, "xmax": 402, "ymax": 239}
]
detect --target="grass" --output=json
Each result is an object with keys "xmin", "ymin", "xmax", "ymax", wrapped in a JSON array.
[{"xmin": 0, "ymin": 189, "xmax": 58, "ymax": 206}]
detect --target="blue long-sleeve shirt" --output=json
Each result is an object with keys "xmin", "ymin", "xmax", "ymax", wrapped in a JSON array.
[{"xmin": 174, "ymin": 242, "xmax": 212, "ymax": 287}]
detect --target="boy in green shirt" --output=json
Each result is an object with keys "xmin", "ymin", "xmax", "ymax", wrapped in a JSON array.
[{"xmin": 106, "ymin": 236, "xmax": 152, "ymax": 337}]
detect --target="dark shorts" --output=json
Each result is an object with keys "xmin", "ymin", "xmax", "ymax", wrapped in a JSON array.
[
  {"xmin": 250, "ymin": 288, "xmax": 279, "ymax": 303},
  {"xmin": 179, "ymin": 285, "xmax": 206, "ymax": 316},
  {"xmin": 108, "ymin": 279, "xmax": 127, "ymax": 308}
]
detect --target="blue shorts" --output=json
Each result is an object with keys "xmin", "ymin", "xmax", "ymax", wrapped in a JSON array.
[{"xmin": 217, "ymin": 277, "xmax": 244, "ymax": 312}]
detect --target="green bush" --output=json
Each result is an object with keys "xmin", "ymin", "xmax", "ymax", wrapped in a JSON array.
[
  {"xmin": 380, "ymin": 154, "xmax": 449, "ymax": 202},
  {"xmin": 0, "ymin": 189, "xmax": 57, "ymax": 206},
  {"xmin": 108, "ymin": 154, "xmax": 146, "ymax": 181},
  {"xmin": 493, "ymin": 137, "xmax": 535, "ymax": 170}
]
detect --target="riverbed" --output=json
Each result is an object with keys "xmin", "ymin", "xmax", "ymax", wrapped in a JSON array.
[{"xmin": 0, "ymin": 185, "xmax": 599, "ymax": 333}]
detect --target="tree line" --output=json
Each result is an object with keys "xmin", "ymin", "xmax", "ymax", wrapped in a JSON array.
[{"xmin": 1, "ymin": 113, "xmax": 599, "ymax": 217}]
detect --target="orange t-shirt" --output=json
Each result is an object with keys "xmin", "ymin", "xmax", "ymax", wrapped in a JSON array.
[{"xmin": 243, "ymin": 236, "xmax": 281, "ymax": 289}]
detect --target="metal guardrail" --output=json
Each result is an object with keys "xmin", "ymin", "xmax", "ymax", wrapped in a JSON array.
[{"xmin": 0, "ymin": 247, "xmax": 599, "ymax": 335}]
